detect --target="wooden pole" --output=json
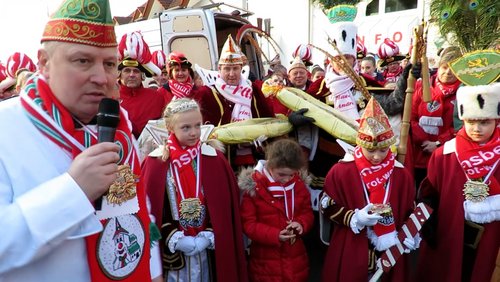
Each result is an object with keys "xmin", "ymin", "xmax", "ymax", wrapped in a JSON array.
[
  {"xmin": 421, "ymin": 22, "xmax": 432, "ymax": 103},
  {"xmin": 397, "ymin": 24, "xmax": 423, "ymax": 164}
]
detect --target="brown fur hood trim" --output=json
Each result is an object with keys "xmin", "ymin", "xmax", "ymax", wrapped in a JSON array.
[{"xmin": 238, "ymin": 167, "xmax": 311, "ymax": 197}]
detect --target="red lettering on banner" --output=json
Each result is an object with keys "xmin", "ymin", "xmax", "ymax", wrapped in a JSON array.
[
  {"xmin": 358, "ymin": 35, "xmax": 365, "ymax": 45},
  {"xmin": 393, "ymin": 31, "xmax": 403, "ymax": 43},
  {"xmin": 460, "ymin": 145, "xmax": 500, "ymax": 168},
  {"xmin": 375, "ymin": 34, "xmax": 382, "ymax": 45}
]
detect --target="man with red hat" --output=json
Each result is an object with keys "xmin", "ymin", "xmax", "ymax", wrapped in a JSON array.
[
  {"xmin": 151, "ymin": 50, "xmax": 169, "ymax": 88},
  {"xmin": 0, "ymin": 0, "xmax": 162, "ymax": 281},
  {"xmin": 118, "ymin": 31, "xmax": 166, "ymax": 139},
  {"xmin": 193, "ymin": 34, "xmax": 274, "ymax": 167},
  {"xmin": 378, "ymin": 38, "xmax": 406, "ymax": 87}
]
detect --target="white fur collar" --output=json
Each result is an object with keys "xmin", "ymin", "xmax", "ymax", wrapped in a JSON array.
[
  {"xmin": 148, "ymin": 143, "xmax": 217, "ymax": 158},
  {"xmin": 443, "ymin": 138, "xmax": 457, "ymax": 155}
]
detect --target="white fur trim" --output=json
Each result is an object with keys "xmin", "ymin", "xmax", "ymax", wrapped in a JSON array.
[
  {"xmin": 326, "ymin": 22, "xmax": 358, "ymax": 57},
  {"xmin": 464, "ymin": 194, "xmax": 500, "ymax": 223},
  {"xmin": 456, "ymin": 83, "xmax": 500, "ymax": 120},
  {"xmin": 148, "ymin": 145, "xmax": 164, "ymax": 157},
  {"xmin": 443, "ymin": 138, "xmax": 456, "ymax": 155},
  {"xmin": 367, "ymin": 229, "xmax": 398, "ymax": 251}
]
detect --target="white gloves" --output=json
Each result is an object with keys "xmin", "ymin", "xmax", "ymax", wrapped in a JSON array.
[
  {"xmin": 169, "ymin": 230, "xmax": 215, "ymax": 256},
  {"xmin": 185, "ymin": 237, "xmax": 211, "ymax": 256},
  {"xmin": 403, "ymin": 234, "xmax": 422, "ymax": 253},
  {"xmin": 174, "ymin": 236, "xmax": 196, "ymax": 253},
  {"xmin": 350, "ymin": 203, "xmax": 382, "ymax": 234}
]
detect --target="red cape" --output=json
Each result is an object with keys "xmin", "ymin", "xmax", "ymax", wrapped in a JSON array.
[
  {"xmin": 417, "ymin": 145, "xmax": 500, "ymax": 282},
  {"xmin": 323, "ymin": 161, "xmax": 415, "ymax": 282},
  {"xmin": 141, "ymin": 150, "xmax": 248, "ymax": 282}
]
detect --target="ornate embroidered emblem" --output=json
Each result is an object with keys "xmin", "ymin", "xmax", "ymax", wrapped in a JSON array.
[
  {"xmin": 107, "ymin": 164, "xmax": 137, "ymax": 205},
  {"xmin": 179, "ymin": 198, "xmax": 206, "ymax": 229},
  {"xmin": 371, "ymin": 204, "xmax": 394, "ymax": 226},
  {"xmin": 426, "ymin": 101, "xmax": 441, "ymax": 112},
  {"xmin": 463, "ymin": 180, "xmax": 489, "ymax": 202},
  {"xmin": 97, "ymin": 215, "xmax": 145, "ymax": 279}
]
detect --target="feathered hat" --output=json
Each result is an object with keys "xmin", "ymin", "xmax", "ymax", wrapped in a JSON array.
[
  {"xmin": 0, "ymin": 63, "xmax": 16, "ymax": 93},
  {"xmin": 431, "ymin": 0, "xmax": 499, "ymax": 52},
  {"xmin": 357, "ymin": 41, "xmax": 367, "ymax": 59},
  {"xmin": 356, "ymin": 97, "xmax": 396, "ymax": 149},
  {"xmin": 151, "ymin": 50, "xmax": 168, "ymax": 73},
  {"xmin": 377, "ymin": 39, "xmax": 406, "ymax": 67},
  {"xmin": 6, "ymin": 52, "xmax": 36, "ymax": 78},
  {"xmin": 292, "ymin": 44, "xmax": 313, "ymax": 66},
  {"xmin": 218, "ymin": 35, "xmax": 243, "ymax": 65},
  {"xmin": 41, "ymin": 0, "xmax": 116, "ymax": 47},
  {"xmin": 451, "ymin": 50, "xmax": 500, "ymax": 120},
  {"xmin": 118, "ymin": 31, "xmax": 161, "ymax": 77}
]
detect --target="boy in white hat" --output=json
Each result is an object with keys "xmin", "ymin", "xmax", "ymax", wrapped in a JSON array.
[{"xmin": 417, "ymin": 82, "xmax": 500, "ymax": 282}]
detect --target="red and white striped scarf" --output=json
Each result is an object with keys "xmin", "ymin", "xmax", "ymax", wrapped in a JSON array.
[
  {"xmin": 253, "ymin": 161, "xmax": 297, "ymax": 221},
  {"xmin": 168, "ymin": 76, "xmax": 193, "ymax": 99},
  {"xmin": 20, "ymin": 74, "xmax": 151, "ymax": 282},
  {"xmin": 354, "ymin": 146, "xmax": 396, "ymax": 236}
]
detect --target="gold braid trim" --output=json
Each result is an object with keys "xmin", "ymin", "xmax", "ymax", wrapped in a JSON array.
[{"xmin": 344, "ymin": 209, "xmax": 354, "ymax": 226}]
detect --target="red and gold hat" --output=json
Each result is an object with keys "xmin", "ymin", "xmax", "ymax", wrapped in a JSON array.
[
  {"xmin": 357, "ymin": 41, "xmax": 367, "ymax": 59},
  {"xmin": 41, "ymin": 0, "xmax": 116, "ymax": 47},
  {"xmin": 6, "ymin": 52, "xmax": 37, "ymax": 78},
  {"xmin": 292, "ymin": 44, "xmax": 313, "ymax": 66},
  {"xmin": 288, "ymin": 56, "xmax": 307, "ymax": 74},
  {"xmin": 218, "ymin": 35, "xmax": 243, "ymax": 65},
  {"xmin": 356, "ymin": 97, "xmax": 396, "ymax": 149},
  {"xmin": 118, "ymin": 31, "xmax": 161, "ymax": 77},
  {"xmin": 151, "ymin": 50, "xmax": 168, "ymax": 72},
  {"xmin": 378, "ymin": 39, "xmax": 405, "ymax": 67}
]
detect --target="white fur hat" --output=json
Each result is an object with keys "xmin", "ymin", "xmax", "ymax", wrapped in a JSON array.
[
  {"xmin": 456, "ymin": 83, "xmax": 500, "ymax": 120},
  {"xmin": 327, "ymin": 22, "xmax": 358, "ymax": 58}
]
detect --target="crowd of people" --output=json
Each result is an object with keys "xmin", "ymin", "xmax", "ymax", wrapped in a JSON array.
[{"xmin": 0, "ymin": 0, "xmax": 499, "ymax": 282}]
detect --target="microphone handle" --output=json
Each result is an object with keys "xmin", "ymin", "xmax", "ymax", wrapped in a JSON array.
[
  {"xmin": 97, "ymin": 126, "xmax": 117, "ymax": 143},
  {"xmin": 95, "ymin": 126, "xmax": 117, "ymax": 210}
]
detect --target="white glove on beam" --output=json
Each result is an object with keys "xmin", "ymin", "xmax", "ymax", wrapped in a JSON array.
[{"xmin": 403, "ymin": 234, "xmax": 422, "ymax": 253}]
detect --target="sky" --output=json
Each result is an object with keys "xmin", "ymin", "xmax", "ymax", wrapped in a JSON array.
[{"xmin": 0, "ymin": 0, "xmax": 145, "ymax": 64}]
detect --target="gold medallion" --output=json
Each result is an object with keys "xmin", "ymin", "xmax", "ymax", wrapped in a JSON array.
[
  {"xmin": 463, "ymin": 180, "xmax": 489, "ymax": 203},
  {"xmin": 179, "ymin": 198, "xmax": 205, "ymax": 228},
  {"xmin": 107, "ymin": 164, "xmax": 138, "ymax": 205}
]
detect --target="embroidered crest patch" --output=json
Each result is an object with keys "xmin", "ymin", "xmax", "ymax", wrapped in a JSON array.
[{"xmin": 97, "ymin": 214, "xmax": 145, "ymax": 279}]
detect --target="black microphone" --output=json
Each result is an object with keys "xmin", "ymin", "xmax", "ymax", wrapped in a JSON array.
[
  {"xmin": 97, "ymin": 98, "xmax": 120, "ymax": 143},
  {"xmin": 95, "ymin": 98, "xmax": 120, "ymax": 210}
]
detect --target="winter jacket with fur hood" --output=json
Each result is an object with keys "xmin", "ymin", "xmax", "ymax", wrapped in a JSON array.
[{"xmin": 239, "ymin": 165, "xmax": 314, "ymax": 282}]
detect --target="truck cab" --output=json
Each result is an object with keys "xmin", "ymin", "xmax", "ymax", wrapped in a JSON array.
[{"xmin": 159, "ymin": 6, "xmax": 266, "ymax": 79}]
